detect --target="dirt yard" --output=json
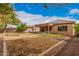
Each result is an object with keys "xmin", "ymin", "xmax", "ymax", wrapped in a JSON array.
[{"xmin": 5, "ymin": 32, "xmax": 65, "ymax": 56}]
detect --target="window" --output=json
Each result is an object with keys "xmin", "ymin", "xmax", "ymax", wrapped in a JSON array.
[{"xmin": 58, "ymin": 26, "xmax": 68, "ymax": 31}]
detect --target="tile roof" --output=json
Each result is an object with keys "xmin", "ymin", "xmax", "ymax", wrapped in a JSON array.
[
  {"xmin": 48, "ymin": 20, "xmax": 75, "ymax": 24},
  {"xmin": 35, "ymin": 20, "xmax": 75, "ymax": 26}
]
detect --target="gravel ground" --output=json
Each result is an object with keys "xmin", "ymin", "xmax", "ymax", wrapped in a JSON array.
[
  {"xmin": 0, "ymin": 38, "xmax": 3, "ymax": 56},
  {"xmin": 56, "ymin": 37, "xmax": 79, "ymax": 56}
]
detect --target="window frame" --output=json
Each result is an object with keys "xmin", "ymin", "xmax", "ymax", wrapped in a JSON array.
[{"xmin": 58, "ymin": 26, "xmax": 68, "ymax": 31}]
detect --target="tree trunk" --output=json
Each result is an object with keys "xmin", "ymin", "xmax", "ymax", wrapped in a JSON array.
[{"xmin": 4, "ymin": 23, "xmax": 7, "ymax": 33}]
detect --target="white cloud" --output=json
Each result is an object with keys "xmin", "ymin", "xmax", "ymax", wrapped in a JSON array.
[
  {"xmin": 69, "ymin": 9, "xmax": 79, "ymax": 14},
  {"xmin": 16, "ymin": 11, "xmax": 79, "ymax": 25},
  {"xmin": 56, "ymin": 17, "xmax": 79, "ymax": 23},
  {"xmin": 16, "ymin": 11, "xmax": 49, "ymax": 25}
]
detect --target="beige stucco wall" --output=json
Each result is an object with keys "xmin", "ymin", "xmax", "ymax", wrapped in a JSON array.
[
  {"xmin": 51, "ymin": 23, "xmax": 75, "ymax": 36},
  {"xmin": 25, "ymin": 28, "xmax": 33, "ymax": 32},
  {"xmin": 26, "ymin": 23, "xmax": 75, "ymax": 36},
  {"xmin": 25, "ymin": 26, "xmax": 40, "ymax": 32},
  {"xmin": 34, "ymin": 27, "xmax": 40, "ymax": 32}
]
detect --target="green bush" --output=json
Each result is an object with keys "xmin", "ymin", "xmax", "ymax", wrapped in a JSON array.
[
  {"xmin": 75, "ymin": 24, "xmax": 79, "ymax": 37},
  {"xmin": 75, "ymin": 24, "xmax": 79, "ymax": 32},
  {"xmin": 16, "ymin": 23, "xmax": 28, "ymax": 32}
]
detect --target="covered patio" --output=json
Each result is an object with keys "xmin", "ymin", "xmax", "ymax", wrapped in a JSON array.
[
  {"xmin": 35, "ymin": 23, "xmax": 53, "ymax": 33},
  {"xmin": 34, "ymin": 20, "xmax": 75, "ymax": 36}
]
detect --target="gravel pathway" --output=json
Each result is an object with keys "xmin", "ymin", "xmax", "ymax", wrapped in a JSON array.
[{"xmin": 56, "ymin": 37, "xmax": 79, "ymax": 56}]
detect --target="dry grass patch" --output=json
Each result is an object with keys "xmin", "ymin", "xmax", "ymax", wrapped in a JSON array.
[
  {"xmin": 5, "ymin": 33, "xmax": 64, "ymax": 56},
  {"xmin": 5, "ymin": 33, "xmax": 41, "ymax": 40}
]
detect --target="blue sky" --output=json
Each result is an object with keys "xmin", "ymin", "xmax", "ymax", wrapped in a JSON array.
[{"xmin": 14, "ymin": 3, "xmax": 79, "ymax": 25}]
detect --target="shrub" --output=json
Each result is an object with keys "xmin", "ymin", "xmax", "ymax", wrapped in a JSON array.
[
  {"xmin": 75, "ymin": 24, "xmax": 79, "ymax": 37},
  {"xmin": 16, "ymin": 23, "xmax": 28, "ymax": 32},
  {"xmin": 75, "ymin": 24, "xmax": 79, "ymax": 32}
]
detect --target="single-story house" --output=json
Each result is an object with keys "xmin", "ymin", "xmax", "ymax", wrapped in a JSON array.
[
  {"xmin": 25, "ymin": 25, "xmax": 40, "ymax": 32},
  {"xmin": 6, "ymin": 24, "xmax": 17, "ymax": 32},
  {"xmin": 28, "ymin": 20, "xmax": 75, "ymax": 36}
]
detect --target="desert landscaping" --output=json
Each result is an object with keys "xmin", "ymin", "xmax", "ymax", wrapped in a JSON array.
[
  {"xmin": 5, "ymin": 32, "xmax": 65, "ymax": 56},
  {"xmin": 0, "ymin": 3, "xmax": 79, "ymax": 56}
]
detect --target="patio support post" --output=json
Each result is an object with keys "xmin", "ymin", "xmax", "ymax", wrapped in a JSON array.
[
  {"xmin": 45, "ymin": 26, "xmax": 46, "ymax": 32},
  {"xmin": 35, "ymin": 26, "xmax": 36, "ymax": 32},
  {"xmin": 44, "ymin": 25, "xmax": 46, "ymax": 32},
  {"xmin": 48, "ymin": 24, "xmax": 49, "ymax": 34},
  {"xmin": 34, "ymin": 26, "xmax": 35, "ymax": 32}
]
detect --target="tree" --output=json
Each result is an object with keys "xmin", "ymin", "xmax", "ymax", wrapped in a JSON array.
[
  {"xmin": 0, "ymin": 22, "xmax": 5, "ymax": 29},
  {"xmin": 0, "ymin": 3, "xmax": 21, "ymax": 31},
  {"xmin": 16, "ymin": 23, "xmax": 28, "ymax": 32}
]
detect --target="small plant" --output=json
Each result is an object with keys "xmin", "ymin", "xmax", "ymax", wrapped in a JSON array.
[
  {"xmin": 16, "ymin": 23, "xmax": 28, "ymax": 32},
  {"xmin": 75, "ymin": 24, "xmax": 79, "ymax": 37}
]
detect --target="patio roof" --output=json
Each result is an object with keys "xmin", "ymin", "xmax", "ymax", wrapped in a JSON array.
[
  {"xmin": 48, "ymin": 20, "xmax": 75, "ymax": 24},
  {"xmin": 35, "ymin": 20, "xmax": 75, "ymax": 26}
]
